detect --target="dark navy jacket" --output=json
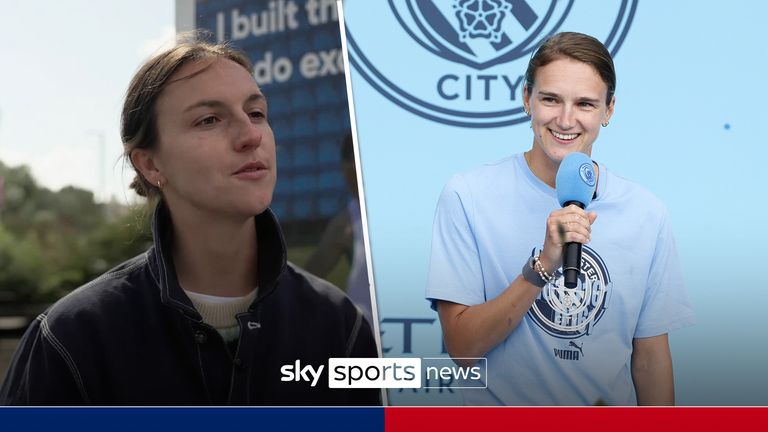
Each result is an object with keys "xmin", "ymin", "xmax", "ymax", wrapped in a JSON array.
[{"xmin": 0, "ymin": 203, "xmax": 381, "ymax": 405}]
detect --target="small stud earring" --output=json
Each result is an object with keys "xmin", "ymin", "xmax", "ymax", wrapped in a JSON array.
[{"xmin": 157, "ymin": 179, "xmax": 164, "ymax": 189}]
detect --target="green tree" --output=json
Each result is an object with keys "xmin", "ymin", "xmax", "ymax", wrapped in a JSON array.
[{"xmin": 0, "ymin": 160, "xmax": 151, "ymax": 304}]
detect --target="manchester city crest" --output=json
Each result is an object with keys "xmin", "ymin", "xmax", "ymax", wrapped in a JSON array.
[
  {"xmin": 528, "ymin": 245, "xmax": 612, "ymax": 339},
  {"xmin": 344, "ymin": 0, "xmax": 637, "ymax": 127},
  {"xmin": 579, "ymin": 162, "xmax": 596, "ymax": 187}
]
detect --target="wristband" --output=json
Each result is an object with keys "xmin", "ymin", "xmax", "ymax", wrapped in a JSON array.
[
  {"xmin": 522, "ymin": 256, "xmax": 545, "ymax": 288},
  {"xmin": 521, "ymin": 248, "xmax": 555, "ymax": 288}
]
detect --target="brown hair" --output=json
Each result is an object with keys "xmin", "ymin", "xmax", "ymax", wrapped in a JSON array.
[
  {"xmin": 121, "ymin": 34, "xmax": 253, "ymax": 198},
  {"xmin": 525, "ymin": 32, "xmax": 616, "ymax": 105}
]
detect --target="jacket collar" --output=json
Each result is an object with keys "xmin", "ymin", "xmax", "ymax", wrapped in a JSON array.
[{"xmin": 147, "ymin": 200, "xmax": 288, "ymax": 321}]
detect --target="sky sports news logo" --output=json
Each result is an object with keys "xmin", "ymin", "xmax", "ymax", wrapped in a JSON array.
[
  {"xmin": 281, "ymin": 358, "xmax": 487, "ymax": 389},
  {"xmin": 344, "ymin": 0, "xmax": 636, "ymax": 127}
]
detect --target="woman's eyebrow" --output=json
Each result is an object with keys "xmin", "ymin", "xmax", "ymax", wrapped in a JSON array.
[
  {"xmin": 537, "ymin": 91, "xmax": 561, "ymax": 98},
  {"xmin": 538, "ymin": 91, "xmax": 600, "ymax": 104},
  {"xmin": 183, "ymin": 99, "xmax": 225, "ymax": 113},
  {"xmin": 245, "ymin": 93, "xmax": 266, "ymax": 104},
  {"xmin": 183, "ymin": 93, "xmax": 266, "ymax": 113},
  {"xmin": 244, "ymin": 93, "xmax": 268, "ymax": 109},
  {"xmin": 576, "ymin": 96, "xmax": 601, "ymax": 104}
]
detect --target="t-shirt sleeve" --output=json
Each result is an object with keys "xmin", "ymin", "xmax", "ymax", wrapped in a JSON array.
[
  {"xmin": 425, "ymin": 175, "xmax": 486, "ymax": 310},
  {"xmin": 634, "ymin": 209, "xmax": 695, "ymax": 338}
]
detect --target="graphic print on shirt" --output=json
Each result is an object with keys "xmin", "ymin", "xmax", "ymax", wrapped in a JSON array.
[
  {"xmin": 554, "ymin": 341, "xmax": 585, "ymax": 361},
  {"xmin": 528, "ymin": 245, "xmax": 611, "ymax": 340}
]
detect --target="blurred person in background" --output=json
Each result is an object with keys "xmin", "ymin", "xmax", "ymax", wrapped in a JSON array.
[{"xmin": 305, "ymin": 134, "xmax": 373, "ymax": 325}]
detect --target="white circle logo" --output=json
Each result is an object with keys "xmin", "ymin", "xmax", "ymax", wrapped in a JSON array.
[
  {"xmin": 579, "ymin": 162, "xmax": 596, "ymax": 187},
  {"xmin": 345, "ymin": 0, "xmax": 637, "ymax": 127},
  {"xmin": 529, "ymin": 245, "xmax": 611, "ymax": 339}
]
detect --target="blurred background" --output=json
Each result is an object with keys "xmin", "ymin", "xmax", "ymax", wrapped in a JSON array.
[{"xmin": 0, "ymin": 0, "xmax": 366, "ymax": 379}]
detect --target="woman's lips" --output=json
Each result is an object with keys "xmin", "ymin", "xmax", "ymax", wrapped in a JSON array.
[
  {"xmin": 233, "ymin": 161, "xmax": 269, "ymax": 180},
  {"xmin": 550, "ymin": 129, "xmax": 580, "ymax": 143}
]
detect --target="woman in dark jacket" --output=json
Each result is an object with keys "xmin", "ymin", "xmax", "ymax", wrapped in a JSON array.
[{"xmin": 0, "ymin": 39, "xmax": 380, "ymax": 406}]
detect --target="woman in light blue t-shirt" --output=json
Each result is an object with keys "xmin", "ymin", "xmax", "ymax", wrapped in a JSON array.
[{"xmin": 427, "ymin": 32, "xmax": 694, "ymax": 406}]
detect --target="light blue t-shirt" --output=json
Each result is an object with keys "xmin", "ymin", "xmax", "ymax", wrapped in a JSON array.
[{"xmin": 426, "ymin": 153, "xmax": 695, "ymax": 405}]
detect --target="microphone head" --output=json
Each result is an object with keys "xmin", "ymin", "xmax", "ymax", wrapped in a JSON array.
[{"xmin": 556, "ymin": 152, "xmax": 596, "ymax": 207}]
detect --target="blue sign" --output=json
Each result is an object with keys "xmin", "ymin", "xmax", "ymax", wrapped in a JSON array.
[{"xmin": 196, "ymin": 0, "xmax": 351, "ymax": 223}]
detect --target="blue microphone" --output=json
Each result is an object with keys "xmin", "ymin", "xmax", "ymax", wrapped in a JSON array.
[{"xmin": 555, "ymin": 152, "xmax": 597, "ymax": 288}]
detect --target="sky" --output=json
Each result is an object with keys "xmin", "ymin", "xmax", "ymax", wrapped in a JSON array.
[{"xmin": 0, "ymin": 0, "xmax": 176, "ymax": 204}]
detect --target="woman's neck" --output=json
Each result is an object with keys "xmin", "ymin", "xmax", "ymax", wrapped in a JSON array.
[
  {"xmin": 524, "ymin": 147, "xmax": 599, "ymax": 191},
  {"xmin": 168, "ymin": 205, "xmax": 258, "ymax": 297},
  {"xmin": 524, "ymin": 148, "xmax": 558, "ymax": 188}
]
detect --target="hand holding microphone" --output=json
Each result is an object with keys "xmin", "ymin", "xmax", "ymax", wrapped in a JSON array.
[{"xmin": 539, "ymin": 153, "xmax": 598, "ymax": 288}]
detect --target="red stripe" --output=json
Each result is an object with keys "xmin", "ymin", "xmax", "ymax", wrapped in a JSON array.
[{"xmin": 385, "ymin": 407, "xmax": 768, "ymax": 431}]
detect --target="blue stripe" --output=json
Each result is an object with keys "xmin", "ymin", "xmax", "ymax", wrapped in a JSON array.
[{"xmin": 0, "ymin": 408, "xmax": 385, "ymax": 432}]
